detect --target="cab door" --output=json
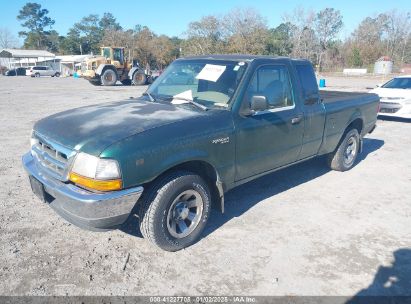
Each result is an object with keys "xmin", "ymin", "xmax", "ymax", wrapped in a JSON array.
[
  {"xmin": 294, "ymin": 63, "xmax": 326, "ymax": 159},
  {"xmin": 234, "ymin": 63, "xmax": 304, "ymax": 181}
]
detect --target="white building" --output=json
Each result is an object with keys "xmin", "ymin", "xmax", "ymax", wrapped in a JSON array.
[
  {"xmin": 56, "ymin": 54, "xmax": 93, "ymax": 75},
  {"xmin": 0, "ymin": 49, "xmax": 57, "ymax": 69}
]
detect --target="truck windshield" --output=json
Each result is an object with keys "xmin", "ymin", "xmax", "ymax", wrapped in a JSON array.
[
  {"xmin": 147, "ymin": 60, "xmax": 248, "ymax": 108},
  {"xmin": 382, "ymin": 77, "xmax": 411, "ymax": 89}
]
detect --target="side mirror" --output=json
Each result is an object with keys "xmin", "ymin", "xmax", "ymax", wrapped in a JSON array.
[
  {"xmin": 305, "ymin": 94, "xmax": 319, "ymax": 105},
  {"xmin": 250, "ymin": 95, "xmax": 268, "ymax": 112}
]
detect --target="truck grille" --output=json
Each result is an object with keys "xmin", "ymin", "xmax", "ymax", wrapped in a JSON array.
[
  {"xmin": 380, "ymin": 108, "xmax": 400, "ymax": 113},
  {"xmin": 31, "ymin": 133, "xmax": 76, "ymax": 181}
]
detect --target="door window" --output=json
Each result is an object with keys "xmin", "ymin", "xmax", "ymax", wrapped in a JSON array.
[
  {"xmin": 245, "ymin": 65, "xmax": 294, "ymax": 109},
  {"xmin": 113, "ymin": 48, "xmax": 124, "ymax": 65}
]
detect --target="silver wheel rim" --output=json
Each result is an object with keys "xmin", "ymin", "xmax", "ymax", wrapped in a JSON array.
[
  {"xmin": 344, "ymin": 136, "xmax": 357, "ymax": 165},
  {"xmin": 166, "ymin": 189, "xmax": 204, "ymax": 239}
]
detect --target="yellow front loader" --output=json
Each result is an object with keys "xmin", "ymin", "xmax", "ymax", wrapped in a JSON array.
[{"xmin": 80, "ymin": 47, "xmax": 149, "ymax": 86}]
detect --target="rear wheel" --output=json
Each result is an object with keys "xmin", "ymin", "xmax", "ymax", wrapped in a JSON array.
[
  {"xmin": 54, "ymin": 72, "xmax": 60, "ymax": 77},
  {"xmin": 100, "ymin": 69, "xmax": 117, "ymax": 86},
  {"xmin": 327, "ymin": 129, "xmax": 360, "ymax": 171},
  {"xmin": 139, "ymin": 171, "xmax": 211, "ymax": 251},
  {"xmin": 132, "ymin": 71, "xmax": 146, "ymax": 86}
]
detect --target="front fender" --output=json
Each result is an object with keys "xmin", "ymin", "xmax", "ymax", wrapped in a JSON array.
[
  {"xmin": 159, "ymin": 150, "xmax": 210, "ymax": 172},
  {"xmin": 96, "ymin": 64, "xmax": 117, "ymax": 77},
  {"xmin": 100, "ymin": 111, "xmax": 236, "ymax": 190}
]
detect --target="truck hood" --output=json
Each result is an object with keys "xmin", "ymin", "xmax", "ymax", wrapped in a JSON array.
[
  {"xmin": 370, "ymin": 87, "xmax": 411, "ymax": 99},
  {"xmin": 33, "ymin": 99, "xmax": 203, "ymax": 155}
]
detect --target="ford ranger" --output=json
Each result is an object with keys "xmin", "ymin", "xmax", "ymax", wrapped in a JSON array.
[{"xmin": 22, "ymin": 55, "xmax": 379, "ymax": 251}]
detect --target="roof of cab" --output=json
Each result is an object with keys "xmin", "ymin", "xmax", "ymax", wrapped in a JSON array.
[{"xmin": 179, "ymin": 54, "xmax": 310, "ymax": 63}]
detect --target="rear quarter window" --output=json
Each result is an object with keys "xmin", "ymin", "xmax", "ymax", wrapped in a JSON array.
[{"xmin": 296, "ymin": 64, "xmax": 318, "ymax": 100}]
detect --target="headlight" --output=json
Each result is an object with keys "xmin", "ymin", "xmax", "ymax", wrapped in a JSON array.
[
  {"xmin": 69, "ymin": 152, "xmax": 122, "ymax": 191},
  {"xmin": 30, "ymin": 130, "xmax": 39, "ymax": 148}
]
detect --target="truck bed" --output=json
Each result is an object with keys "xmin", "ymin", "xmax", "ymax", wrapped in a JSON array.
[
  {"xmin": 320, "ymin": 90, "xmax": 373, "ymax": 103},
  {"xmin": 317, "ymin": 89, "xmax": 379, "ymax": 156}
]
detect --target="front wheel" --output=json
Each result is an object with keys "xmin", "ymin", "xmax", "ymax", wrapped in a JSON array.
[
  {"xmin": 54, "ymin": 72, "xmax": 60, "ymax": 77},
  {"xmin": 100, "ymin": 69, "xmax": 117, "ymax": 86},
  {"xmin": 139, "ymin": 171, "xmax": 211, "ymax": 251},
  {"xmin": 327, "ymin": 128, "xmax": 360, "ymax": 171}
]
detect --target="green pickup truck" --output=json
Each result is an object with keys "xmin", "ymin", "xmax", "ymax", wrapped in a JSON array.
[{"xmin": 22, "ymin": 55, "xmax": 379, "ymax": 251}]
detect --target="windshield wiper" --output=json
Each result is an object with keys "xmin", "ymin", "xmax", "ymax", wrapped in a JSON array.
[
  {"xmin": 169, "ymin": 97, "xmax": 209, "ymax": 111},
  {"xmin": 142, "ymin": 92, "xmax": 156, "ymax": 102}
]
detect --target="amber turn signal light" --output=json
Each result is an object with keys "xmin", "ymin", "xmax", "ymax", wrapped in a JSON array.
[{"xmin": 69, "ymin": 172, "xmax": 122, "ymax": 191}]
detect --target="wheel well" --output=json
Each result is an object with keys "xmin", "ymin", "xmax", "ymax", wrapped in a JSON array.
[
  {"xmin": 347, "ymin": 118, "xmax": 363, "ymax": 135},
  {"xmin": 330, "ymin": 118, "xmax": 364, "ymax": 155},
  {"xmin": 145, "ymin": 160, "xmax": 222, "ymax": 212},
  {"xmin": 100, "ymin": 65, "xmax": 118, "ymax": 77}
]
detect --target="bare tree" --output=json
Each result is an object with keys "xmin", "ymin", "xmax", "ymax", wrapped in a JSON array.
[
  {"xmin": 133, "ymin": 26, "xmax": 157, "ymax": 67},
  {"xmin": 0, "ymin": 28, "xmax": 18, "ymax": 49},
  {"xmin": 383, "ymin": 10, "xmax": 411, "ymax": 64},
  {"xmin": 152, "ymin": 35, "xmax": 175, "ymax": 69},
  {"xmin": 222, "ymin": 8, "xmax": 269, "ymax": 54},
  {"xmin": 283, "ymin": 7, "xmax": 318, "ymax": 61},
  {"xmin": 183, "ymin": 15, "xmax": 224, "ymax": 55},
  {"xmin": 315, "ymin": 8, "xmax": 343, "ymax": 71},
  {"xmin": 350, "ymin": 14, "xmax": 388, "ymax": 65},
  {"xmin": 102, "ymin": 29, "xmax": 135, "ymax": 59}
]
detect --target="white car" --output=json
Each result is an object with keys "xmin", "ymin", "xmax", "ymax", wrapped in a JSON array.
[
  {"xmin": 370, "ymin": 75, "xmax": 411, "ymax": 119},
  {"xmin": 27, "ymin": 66, "xmax": 60, "ymax": 78}
]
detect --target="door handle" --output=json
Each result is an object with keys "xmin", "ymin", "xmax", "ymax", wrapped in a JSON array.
[{"xmin": 291, "ymin": 115, "xmax": 303, "ymax": 125}]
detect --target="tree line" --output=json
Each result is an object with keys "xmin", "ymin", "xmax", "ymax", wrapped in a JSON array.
[{"xmin": 1, "ymin": 2, "xmax": 410, "ymax": 71}]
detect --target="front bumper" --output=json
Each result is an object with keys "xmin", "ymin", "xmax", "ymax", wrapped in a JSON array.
[
  {"xmin": 22, "ymin": 152, "xmax": 143, "ymax": 231},
  {"xmin": 81, "ymin": 70, "xmax": 99, "ymax": 80},
  {"xmin": 378, "ymin": 101, "xmax": 411, "ymax": 119}
]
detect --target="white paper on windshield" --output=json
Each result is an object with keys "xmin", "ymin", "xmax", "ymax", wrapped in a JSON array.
[
  {"xmin": 171, "ymin": 90, "xmax": 193, "ymax": 104},
  {"xmin": 196, "ymin": 64, "xmax": 226, "ymax": 82}
]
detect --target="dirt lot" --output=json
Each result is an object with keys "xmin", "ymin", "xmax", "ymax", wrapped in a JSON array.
[{"xmin": 0, "ymin": 75, "xmax": 410, "ymax": 296}]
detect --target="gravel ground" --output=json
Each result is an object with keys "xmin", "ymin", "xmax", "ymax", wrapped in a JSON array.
[{"xmin": 0, "ymin": 75, "xmax": 410, "ymax": 296}]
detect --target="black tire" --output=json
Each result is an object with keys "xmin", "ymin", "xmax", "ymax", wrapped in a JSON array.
[
  {"xmin": 146, "ymin": 76, "xmax": 154, "ymax": 84},
  {"xmin": 327, "ymin": 128, "xmax": 360, "ymax": 171},
  {"xmin": 121, "ymin": 79, "xmax": 132, "ymax": 86},
  {"xmin": 139, "ymin": 171, "xmax": 211, "ymax": 251},
  {"xmin": 89, "ymin": 80, "xmax": 101, "ymax": 86},
  {"xmin": 100, "ymin": 69, "xmax": 117, "ymax": 86},
  {"xmin": 132, "ymin": 71, "xmax": 146, "ymax": 86},
  {"xmin": 55, "ymin": 72, "xmax": 60, "ymax": 77},
  {"xmin": 35, "ymin": 73, "xmax": 40, "ymax": 78}
]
